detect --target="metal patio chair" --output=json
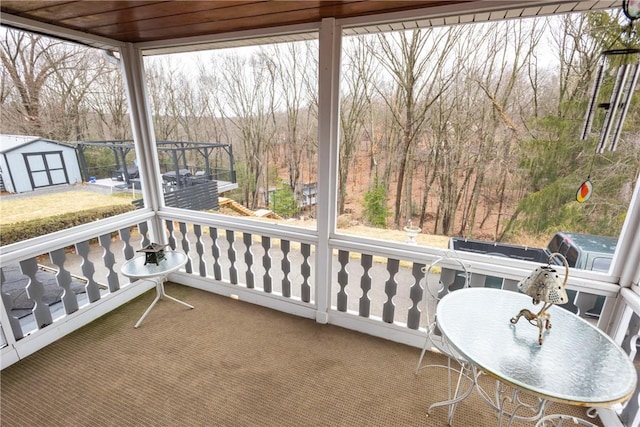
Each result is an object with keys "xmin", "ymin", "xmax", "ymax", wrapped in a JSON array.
[
  {"xmin": 535, "ymin": 414, "xmax": 598, "ymax": 427},
  {"xmin": 415, "ymin": 254, "xmax": 473, "ymax": 425}
]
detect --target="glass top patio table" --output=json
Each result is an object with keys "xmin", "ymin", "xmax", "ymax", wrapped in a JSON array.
[
  {"xmin": 120, "ymin": 251, "xmax": 193, "ymax": 328},
  {"xmin": 436, "ymin": 287, "xmax": 636, "ymax": 407},
  {"xmin": 121, "ymin": 251, "xmax": 187, "ymax": 279}
]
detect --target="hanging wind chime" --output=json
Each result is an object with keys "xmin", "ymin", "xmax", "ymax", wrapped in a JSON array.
[{"xmin": 578, "ymin": 0, "xmax": 640, "ymax": 203}]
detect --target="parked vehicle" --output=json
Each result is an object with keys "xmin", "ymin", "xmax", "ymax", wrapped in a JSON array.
[
  {"xmin": 450, "ymin": 232, "xmax": 617, "ymax": 272},
  {"xmin": 449, "ymin": 232, "xmax": 618, "ymax": 317},
  {"xmin": 545, "ymin": 232, "xmax": 618, "ymax": 272}
]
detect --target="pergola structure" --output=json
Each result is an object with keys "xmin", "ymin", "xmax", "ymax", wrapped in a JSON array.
[
  {"xmin": 1, "ymin": 2, "xmax": 639, "ymax": 426},
  {"xmin": 76, "ymin": 139, "xmax": 236, "ymax": 189}
]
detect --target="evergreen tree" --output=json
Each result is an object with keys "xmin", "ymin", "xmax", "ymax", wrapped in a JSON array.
[
  {"xmin": 269, "ymin": 185, "xmax": 298, "ymax": 218},
  {"xmin": 363, "ymin": 178, "xmax": 391, "ymax": 228}
]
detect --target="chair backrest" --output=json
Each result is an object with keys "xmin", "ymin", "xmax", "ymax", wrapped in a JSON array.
[{"xmin": 422, "ymin": 255, "xmax": 470, "ymax": 353}]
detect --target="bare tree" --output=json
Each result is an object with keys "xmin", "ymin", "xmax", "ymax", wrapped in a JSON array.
[
  {"xmin": 428, "ymin": 66, "xmax": 475, "ymax": 235},
  {"xmin": 87, "ymin": 53, "xmax": 130, "ymax": 140},
  {"xmin": 338, "ymin": 36, "xmax": 378, "ymax": 214},
  {"xmin": 0, "ymin": 53, "xmax": 11, "ymax": 105},
  {"xmin": 145, "ymin": 59, "xmax": 182, "ymax": 140},
  {"xmin": 369, "ymin": 28, "xmax": 461, "ymax": 228},
  {"xmin": 261, "ymin": 41, "xmax": 317, "ymax": 207},
  {"xmin": 551, "ymin": 13, "xmax": 605, "ymax": 118},
  {"xmin": 43, "ymin": 48, "xmax": 111, "ymax": 141},
  {"xmin": 215, "ymin": 53, "xmax": 276, "ymax": 209},
  {"xmin": 449, "ymin": 21, "xmax": 539, "ymax": 238},
  {"xmin": 196, "ymin": 65, "xmax": 232, "ymax": 144},
  {"xmin": 0, "ymin": 29, "xmax": 76, "ymax": 136}
]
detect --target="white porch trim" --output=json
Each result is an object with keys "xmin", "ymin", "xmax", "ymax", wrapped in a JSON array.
[
  {"xmin": 118, "ymin": 43, "xmax": 165, "ymax": 242},
  {"xmin": 314, "ymin": 17, "xmax": 342, "ymax": 324}
]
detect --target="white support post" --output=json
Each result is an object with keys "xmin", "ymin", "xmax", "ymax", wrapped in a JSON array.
[
  {"xmin": 615, "ymin": 179, "xmax": 640, "ymax": 289},
  {"xmin": 119, "ymin": 43, "xmax": 166, "ymax": 242},
  {"xmin": 315, "ymin": 18, "xmax": 341, "ymax": 324},
  {"xmin": 606, "ymin": 176, "xmax": 640, "ymax": 338}
]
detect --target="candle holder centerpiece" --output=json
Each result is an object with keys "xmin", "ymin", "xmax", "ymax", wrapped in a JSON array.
[
  {"xmin": 510, "ymin": 252, "xmax": 569, "ymax": 344},
  {"xmin": 137, "ymin": 243, "xmax": 168, "ymax": 265}
]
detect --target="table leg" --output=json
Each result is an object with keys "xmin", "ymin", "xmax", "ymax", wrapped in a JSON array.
[
  {"xmin": 428, "ymin": 365, "xmax": 548, "ymax": 426},
  {"xmin": 160, "ymin": 282, "xmax": 195, "ymax": 309},
  {"xmin": 475, "ymin": 377, "xmax": 548, "ymax": 427},
  {"xmin": 134, "ymin": 293, "xmax": 162, "ymax": 328},
  {"xmin": 134, "ymin": 278, "xmax": 194, "ymax": 328}
]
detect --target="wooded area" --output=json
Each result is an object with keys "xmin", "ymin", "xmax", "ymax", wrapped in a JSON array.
[{"xmin": 1, "ymin": 10, "xmax": 638, "ymax": 242}]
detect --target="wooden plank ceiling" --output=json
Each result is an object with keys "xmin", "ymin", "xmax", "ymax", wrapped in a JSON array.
[{"xmin": 0, "ymin": 0, "xmax": 470, "ymax": 43}]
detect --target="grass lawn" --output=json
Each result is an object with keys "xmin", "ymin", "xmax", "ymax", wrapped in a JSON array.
[
  {"xmin": 0, "ymin": 188, "xmax": 449, "ymax": 249},
  {"xmin": 0, "ymin": 190, "xmax": 135, "ymax": 225},
  {"xmin": 342, "ymin": 224, "xmax": 449, "ymax": 248}
]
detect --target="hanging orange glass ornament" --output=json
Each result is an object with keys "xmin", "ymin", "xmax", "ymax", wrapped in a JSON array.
[{"xmin": 576, "ymin": 179, "xmax": 593, "ymax": 203}]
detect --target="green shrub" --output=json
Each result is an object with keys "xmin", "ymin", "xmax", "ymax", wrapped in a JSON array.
[
  {"xmin": 363, "ymin": 179, "xmax": 390, "ymax": 228},
  {"xmin": 0, "ymin": 205, "xmax": 136, "ymax": 245},
  {"xmin": 269, "ymin": 185, "xmax": 298, "ymax": 218}
]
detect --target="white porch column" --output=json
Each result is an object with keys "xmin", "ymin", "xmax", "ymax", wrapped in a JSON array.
[
  {"xmin": 609, "ymin": 178, "xmax": 640, "ymax": 340},
  {"xmin": 119, "ymin": 43, "xmax": 166, "ymax": 242},
  {"xmin": 616, "ymin": 179, "xmax": 640, "ymax": 289},
  {"xmin": 315, "ymin": 18, "xmax": 342, "ymax": 323}
]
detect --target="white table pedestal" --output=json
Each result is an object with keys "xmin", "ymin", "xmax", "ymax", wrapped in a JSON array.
[{"xmin": 120, "ymin": 251, "xmax": 193, "ymax": 328}]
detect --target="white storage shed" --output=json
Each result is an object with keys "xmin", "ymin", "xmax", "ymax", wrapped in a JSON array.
[{"xmin": 0, "ymin": 135, "xmax": 82, "ymax": 194}]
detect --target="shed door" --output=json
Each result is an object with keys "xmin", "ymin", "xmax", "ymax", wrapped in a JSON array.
[{"xmin": 24, "ymin": 151, "xmax": 69, "ymax": 189}]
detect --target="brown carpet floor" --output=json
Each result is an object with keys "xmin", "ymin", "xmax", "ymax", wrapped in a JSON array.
[{"xmin": 1, "ymin": 283, "xmax": 601, "ymax": 426}]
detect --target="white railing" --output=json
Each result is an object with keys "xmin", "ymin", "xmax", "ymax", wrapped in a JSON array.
[
  {"xmin": 153, "ymin": 212, "xmax": 623, "ymax": 347},
  {"xmin": 2, "ymin": 211, "xmax": 623, "ymax": 355},
  {"xmin": 604, "ymin": 287, "xmax": 640, "ymax": 427},
  {"xmin": 324, "ymin": 235, "xmax": 622, "ymax": 347},
  {"xmin": 1, "ymin": 211, "xmax": 637, "ymax": 425},
  {"xmin": 0, "ymin": 210, "xmax": 155, "ymax": 367},
  {"xmin": 158, "ymin": 210, "xmax": 318, "ymax": 320}
]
